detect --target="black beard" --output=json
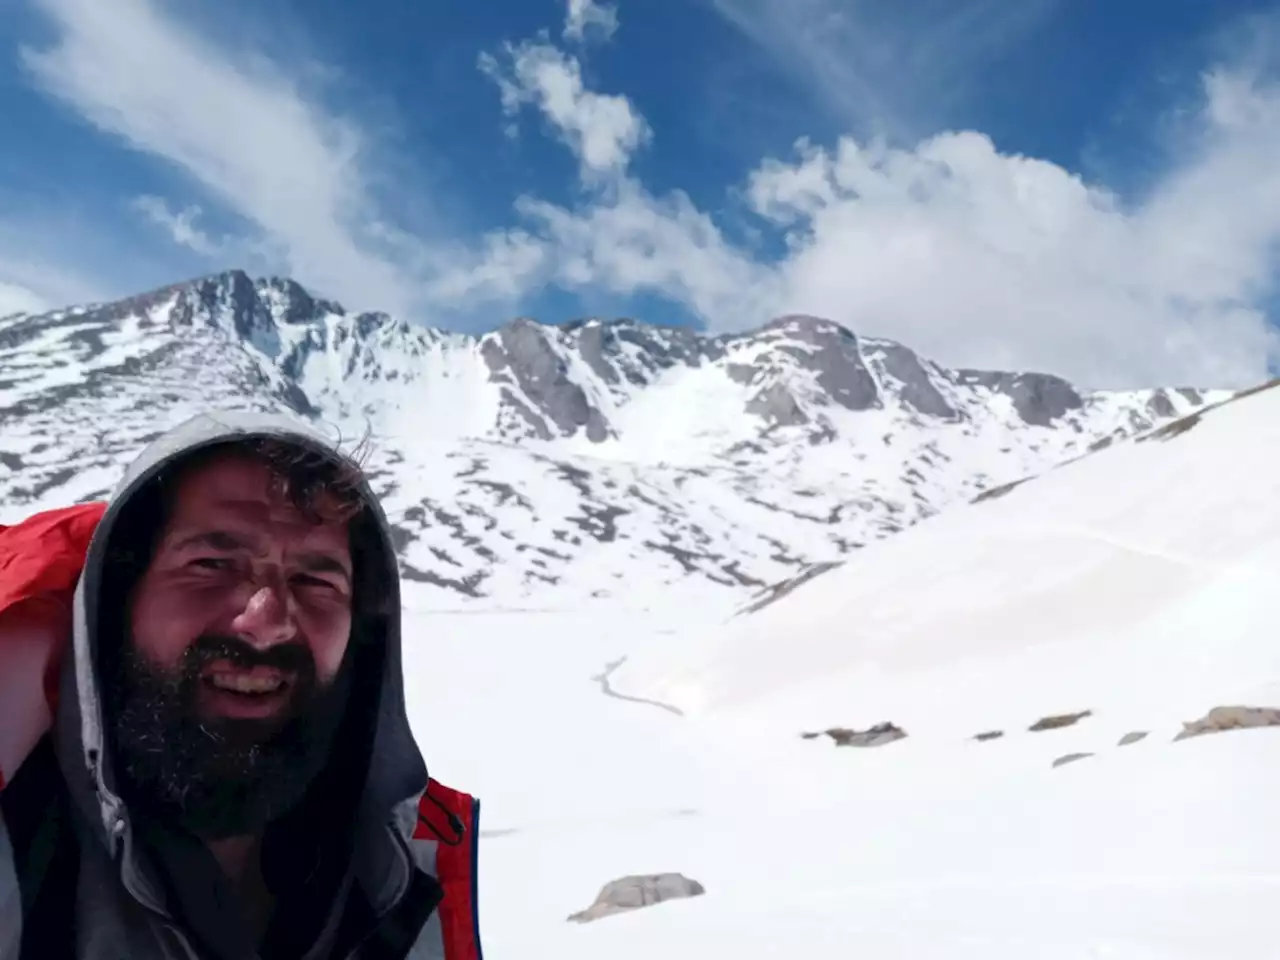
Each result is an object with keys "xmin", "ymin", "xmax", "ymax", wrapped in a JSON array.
[{"xmin": 110, "ymin": 633, "xmax": 351, "ymax": 840}]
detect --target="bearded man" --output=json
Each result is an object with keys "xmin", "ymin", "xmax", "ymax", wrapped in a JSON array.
[{"xmin": 0, "ymin": 412, "xmax": 482, "ymax": 960}]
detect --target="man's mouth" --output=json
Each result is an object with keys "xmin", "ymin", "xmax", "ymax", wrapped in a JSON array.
[
  {"xmin": 207, "ymin": 671, "xmax": 287, "ymax": 694},
  {"xmin": 199, "ymin": 665, "xmax": 295, "ymax": 716}
]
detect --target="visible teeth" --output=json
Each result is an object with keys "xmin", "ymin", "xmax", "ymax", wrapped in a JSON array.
[{"xmin": 210, "ymin": 673, "xmax": 283, "ymax": 694}]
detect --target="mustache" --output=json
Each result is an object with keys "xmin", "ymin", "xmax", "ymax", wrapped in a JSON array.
[{"xmin": 183, "ymin": 634, "xmax": 316, "ymax": 678}]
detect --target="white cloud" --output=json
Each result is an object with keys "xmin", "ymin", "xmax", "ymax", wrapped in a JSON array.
[
  {"xmin": 0, "ymin": 281, "xmax": 49, "ymax": 317},
  {"xmin": 0, "ymin": 237, "xmax": 108, "ymax": 317},
  {"xmin": 564, "ymin": 0, "xmax": 619, "ymax": 43},
  {"xmin": 739, "ymin": 111, "xmax": 1280, "ymax": 387},
  {"xmin": 479, "ymin": 41, "xmax": 650, "ymax": 181},
  {"xmin": 707, "ymin": 0, "xmax": 1061, "ymax": 136},
  {"xmin": 516, "ymin": 182, "xmax": 775, "ymax": 322},
  {"xmin": 476, "ymin": 63, "xmax": 1280, "ymax": 388},
  {"xmin": 133, "ymin": 195, "xmax": 223, "ymax": 257},
  {"xmin": 21, "ymin": 0, "xmax": 434, "ymax": 317},
  {"xmin": 425, "ymin": 229, "xmax": 550, "ymax": 304}
]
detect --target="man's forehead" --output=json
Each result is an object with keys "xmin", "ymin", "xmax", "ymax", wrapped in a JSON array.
[
  {"xmin": 174, "ymin": 452, "xmax": 275, "ymax": 497},
  {"xmin": 166, "ymin": 452, "xmax": 351, "ymax": 531}
]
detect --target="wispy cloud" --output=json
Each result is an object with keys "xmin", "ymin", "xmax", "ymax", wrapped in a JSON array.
[
  {"xmin": 0, "ymin": 280, "xmax": 49, "ymax": 317},
  {"xmin": 707, "ymin": 0, "xmax": 1061, "ymax": 137},
  {"xmin": 133, "ymin": 196, "xmax": 223, "ymax": 257},
  {"xmin": 465, "ymin": 6, "xmax": 1280, "ymax": 388},
  {"xmin": 21, "ymin": 0, "xmax": 436, "ymax": 316},
  {"xmin": 479, "ymin": 40, "xmax": 650, "ymax": 182},
  {"xmin": 564, "ymin": 0, "xmax": 619, "ymax": 44},
  {"xmin": 0, "ymin": 226, "xmax": 110, "ymax": 317},
  {"xmin": 515, "ymin": 183, "xmax": 775, "ymax": 324}
]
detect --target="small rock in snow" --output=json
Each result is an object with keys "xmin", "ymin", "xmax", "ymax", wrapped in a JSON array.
[
  {"xmin": 824, "ymin": 721, "xmax": 908, "ymax": 748},
  {"xmin": 568, "ymin": 873, "xmax": 706, "ymax": 923},
  {"xmin": 1052, "ymin": 752, "xmax": 1094, "ymax": 768},
  {"xmin": 1029, "ymin": 710, "xmax": 1092, "ymax": 732},
  {"xmin": 1173, "ymin": 706, "xmax": 1280, "ymax": 741}
]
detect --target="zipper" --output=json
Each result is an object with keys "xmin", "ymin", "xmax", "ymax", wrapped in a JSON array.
[
  {"xmin": 339, "ymin": 829, "xmax": 443, "ymax": 960},
  {"xmin": 112, "ymin": 819, "xmax": 220, "ymax": 960}
]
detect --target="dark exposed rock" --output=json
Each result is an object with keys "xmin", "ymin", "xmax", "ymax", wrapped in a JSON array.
[
  {"xmin": 972, "ymin": 476, "xmax": 1032, "ymax": 504},
  {"xmin": 761, "ymin": 315, "xmax": 882, "ymax": 413},
  {"xmin": 866, "ymin": 339, "xmax": 958, "ymax": 420},
  {"xmin": 400, "ymin": 563, "xmax": 487, "ymax": 597},
  {"xmin": 956, "ymin": 370, "xmax": 1084, "ymax": 426},
  {"xmin": 740, "ymin": 561, "xmax": 843, "ymax": 615},
  {"xmin": 1052, "ymin": 752, "xmax": 1094, "ymax": 768},
  {"xmin": 483, "ymin": 319, "xmax": 611, "ymax": 441},
  {"xmin": 1088, "ymin": 434, "xmax": 1116, "ymax": 452},
  {"xmin": 1140, "ymin": 411, "xmax": 1201, "ymax": 443},
  {"xmin": 1029, "ymin": 710, "xmax": 1092, "ymax": 732},
  {"xmin": 576, "ymin": 322, "xmax": 619, "ymax": 384},
  {"xmin": 745, "ymin": 382, "xmax": 808, "ymax": 426},
  {"xmin": 1146, "ymin": 390, "xmax": 1178, "ymax": 420}
]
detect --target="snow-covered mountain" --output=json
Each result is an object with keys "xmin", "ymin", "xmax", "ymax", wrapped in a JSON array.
[
  {"xmin": 451, "ymin": 370, "xmax": 1280, "ymax": 960},
  {"xmin": 0, "ymin": 269, "xmax": 1225, "ymax": 604}
]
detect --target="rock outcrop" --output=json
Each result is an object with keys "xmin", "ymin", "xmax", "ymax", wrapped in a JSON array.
[{"xmin": 568, "ymin": 873, "xmax": 706, "ymax": 923}]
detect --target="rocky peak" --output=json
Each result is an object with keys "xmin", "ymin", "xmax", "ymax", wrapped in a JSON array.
[
  {"xmin": 482, "ymin": 318, "xmax": 611, "ymax": 442},
  {"xmin": 722, "ymin": 316, "xmax": 879, "ymax": 428},
  {"xmin": 954, "ymin": 369, "xmax": 1084, "ymax": 427},
  {"xmin": 861, "ymin": 339, "xmax": 959, "ymax": 421}
]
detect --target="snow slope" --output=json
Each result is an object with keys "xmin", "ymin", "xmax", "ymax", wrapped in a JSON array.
[
  {"xmin": 403, "ymin": 381, "xmax": 1280, "ymax": 959},
  {"xmin": 0, "ymin": 270, "xmax": 1223, "ymax": 604},
  {"xmin": 611, "ymin": 380, "xmax": 1280, "ymax": 739}
]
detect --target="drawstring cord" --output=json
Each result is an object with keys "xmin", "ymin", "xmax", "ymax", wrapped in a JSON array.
[{"xmin": 417, "ymin": 790, "xmax": 465, "ymax": 847}]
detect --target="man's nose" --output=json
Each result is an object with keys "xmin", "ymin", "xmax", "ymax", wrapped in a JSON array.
[{"xmin": 230, "ymin": 583, "xmax": 298, "ymax": 648}]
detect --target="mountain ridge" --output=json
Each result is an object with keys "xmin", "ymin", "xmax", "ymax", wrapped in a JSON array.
[{"xmin": 0, "ymin": 269, "xmax": 1229, "ymax": 604}]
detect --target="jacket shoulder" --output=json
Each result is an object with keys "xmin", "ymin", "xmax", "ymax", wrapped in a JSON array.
[
  {"xmin": 0, "ymin": 502, "xmax": 106, "ymax": 614},
  {"xmin": 0, "ymin": 502, "xmax": 105, "ymax": 790},
  {"xmin": 409, "ymin": 780, "xmax": 483, "ymax": 960}
]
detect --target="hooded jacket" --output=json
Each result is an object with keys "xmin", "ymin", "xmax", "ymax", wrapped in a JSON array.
[{"xmin": 0, "ymin": 411, "xmax": 482, "ymax": 960}]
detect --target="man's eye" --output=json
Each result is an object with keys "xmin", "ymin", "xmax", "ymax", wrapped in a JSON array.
[
  {"xmin": 191, "ymin": 557, "xmax": 233, "ymax": 571},
  {"xmin": 294, "ymin": 574, "xmax": 339, "ymax": 591}
]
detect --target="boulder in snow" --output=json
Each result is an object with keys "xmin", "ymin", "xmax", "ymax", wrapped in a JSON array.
[
  {"xmin": 1174, "ymin": 706, "xmax": 1280, "ymax": 742},
  {"xmin": 568, "ymin": 873, "xmax": 706, "ymax": 923},
  {"xmin": 820, "ymin": 721, "xmax": 908, "ymax": 748},
  {"xmin": 1052, "ymin": 752, "xmax": 1094, "ymax": 768}
]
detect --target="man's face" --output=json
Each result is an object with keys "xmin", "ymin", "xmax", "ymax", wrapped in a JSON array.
[
  {"xmin": 112, "ymin": 451, "xmax": 360, "ymax": 838},
  {"xmin": 129, "ymin": 452, "xmax": 355, "ymax": 716}
]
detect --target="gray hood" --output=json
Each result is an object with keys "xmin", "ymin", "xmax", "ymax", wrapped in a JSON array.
[{"xmin": 54, "ymin": 411, "xmax": 428, "ymax": 870}]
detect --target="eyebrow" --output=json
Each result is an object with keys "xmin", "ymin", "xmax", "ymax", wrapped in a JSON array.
[
  {"xmin": 294, "ymin": 553, "xmax": 353, "ymax": 583},
  {"xmin": 173, "ymin": 530, "xmax": 248, "ymax": 553},
  {"xmin": 171, "ymin": 530, "xmax": 352, "ymax": 583}
]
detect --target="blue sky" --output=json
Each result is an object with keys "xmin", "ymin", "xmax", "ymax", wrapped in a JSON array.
[{"xmin": 1, "ymin": 0, "xmax": 1278, "ymax": 387}]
